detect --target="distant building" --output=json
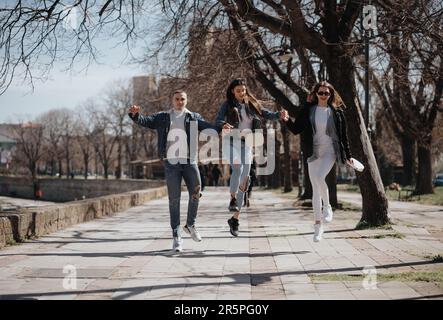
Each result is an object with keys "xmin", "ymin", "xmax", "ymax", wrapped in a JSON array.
[
  {"xmin": 0, "ymin": 133, "xmax": 16, "ymax": 169},
  {"xmin": 132, "ymin": 75, "xmax": 159, "ymax": 113}
]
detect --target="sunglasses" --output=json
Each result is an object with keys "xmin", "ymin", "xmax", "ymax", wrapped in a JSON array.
[{"xmin": 317, "ymin": 91, "xmax": 330, "ymax": 96}]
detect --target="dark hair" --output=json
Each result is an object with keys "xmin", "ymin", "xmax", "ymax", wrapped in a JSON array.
[
  {"xmin": 308, "ymin": 81, "xmax": 344, "ymax": 109},
  {"xmin": 226, "ymin": 78, "xmax": 262, "ymax": 115}
]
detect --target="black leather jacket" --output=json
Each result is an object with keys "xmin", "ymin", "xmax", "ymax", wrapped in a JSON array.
[{"xmin": 286, "ymin": 103, "xmax": 352, "ymax": 164}]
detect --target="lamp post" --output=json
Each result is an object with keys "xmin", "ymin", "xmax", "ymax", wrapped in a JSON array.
[{"xmin": 361, "ymin": 0, "xmax": 377, "ymax": 132}]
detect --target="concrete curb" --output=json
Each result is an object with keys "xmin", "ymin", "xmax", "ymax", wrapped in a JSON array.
[{"xmin": 0, "ymin": 186, "xmax": 167, "ymax": 249}]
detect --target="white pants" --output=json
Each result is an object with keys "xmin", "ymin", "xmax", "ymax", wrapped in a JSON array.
[{"xmin": 308, "ymin": 144, "xmax": 336, "ymax": 221}]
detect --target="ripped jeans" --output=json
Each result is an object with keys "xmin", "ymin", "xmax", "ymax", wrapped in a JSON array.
[
  {"xmin": 230, "ymin": 162, "xmax": 251, "ymax": 212},
  {"xmin": 224, "ymin": 138, "xmax": 252, "ymax": 212},
  {"xmin": 164, "ymin": 161, "xmax": 201, "ymax": 237}
]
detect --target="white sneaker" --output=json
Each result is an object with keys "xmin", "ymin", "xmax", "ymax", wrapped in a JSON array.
[
  {"xmin": 183, "ymin": 225, "xmax": 202, "ymax": 242},
  {"xmin": 172, "ymin": 236, "xmax": 183, "ymax": 252},
  {"xmin": 313, "ymin": 224, "xmax": 324, "ymax": 242},
  {"xmin": 323, "ymin": 204, "xmax": 334, "ymax": 223}
]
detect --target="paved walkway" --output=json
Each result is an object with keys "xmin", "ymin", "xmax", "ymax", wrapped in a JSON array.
[{"xmin": 0, "ymin": 188, "xmax": 442, "ymax": 300}]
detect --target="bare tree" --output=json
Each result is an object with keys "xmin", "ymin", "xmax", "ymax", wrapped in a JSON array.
[
  {"xmin": 0, "ymin": 1, "xmax": 144, "ymax": 94},
  {"xmin": 38, "ymin": 109, "xmax": 68, "ymax": 178},
  {"xmin": 12, "ymin": 120, "xmax": 44, "ymax": 197},
  {"xmin": 91, "ymin": 107, "xmax": 117, "ymax": 179},
  {"xmin": 369, "ymin": 0, "xmax": 443, "ymax": 194},
  {"xmin": 59, "ymin": 111, "xmax": 75, "ymax": 178},
  {"xmin": 74, "ymin": 101, "xmax": 96, "ymax": 179},
  {"xmin": 104, "ymin": 80, "xmax": 133, "ymax": 179}
]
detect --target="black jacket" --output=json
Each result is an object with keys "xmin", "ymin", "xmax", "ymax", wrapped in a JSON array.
[{"xmin": 286, "ymin": 103, "xmax": 352, "ymax": 164}]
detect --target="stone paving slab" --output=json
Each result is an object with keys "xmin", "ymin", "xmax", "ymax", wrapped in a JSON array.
[{"xmin": 0, "ymin": 187, "xmax": 441, "ymax": 300}]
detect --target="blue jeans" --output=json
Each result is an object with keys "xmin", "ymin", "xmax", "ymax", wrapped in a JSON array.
[
  {"xmin": 164, "ymin": 161, "xmax": 201, "ymax": 237},
  {"xmin": 224, "ymin": 139, "xmax": 252, "ymax": 212},
  {"xmin": 230, "ymin": 162, "xmax": 251, "ymax": 212}
]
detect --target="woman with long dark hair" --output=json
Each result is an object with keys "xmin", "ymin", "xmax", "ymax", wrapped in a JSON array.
[
  {"xmin": 286, "ymin": 81, "xmax": 354, "ymax": 242},
  {"xmin": 216, "ymin": 78, "xmax": 289, "ymax": 236}
]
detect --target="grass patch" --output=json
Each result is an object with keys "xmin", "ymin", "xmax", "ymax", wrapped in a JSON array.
[
  {"xmin": 367, "ymin": 232, "xmax": 404, "ymax": 239},
  {"xmin": 5, "ymin": 239, "xmax": 19, "ymax": 246},
  {"xmin": 340, "ymin": 232, "xmax": 405, "ymax": 240},
  {"xmin": 310, "ymin": 270, "xmax": 443, "ymax": 288},
  {"xmin": 431, "ymin": 254, "xmax": 443, "ymax": 263},
  {"xmin": 338, "ymin": 184, "xmax": 443, "ymax": 206},
  {"xmin": 256, "ymin": 185, "xmax": 443, "ymax": 206},
  {"xmin": 355, "ymin": 220, "xmax": 393, "ymax": 230},
  {"xmin": 385, "ymin": 186, "xmax": 443, "ymax": 206}
]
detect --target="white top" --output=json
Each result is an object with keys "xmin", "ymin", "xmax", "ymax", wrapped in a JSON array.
[
  {"xmin": 238, "ymin": 104, "xmax": 253, "ymax": 132},
  {"xmin": 166, "ymin": 108, "xmax": 189, "ymax": 163},
  {"xmin": 313, "ymin": 105, "xmax": 333, "ymax": 146}
]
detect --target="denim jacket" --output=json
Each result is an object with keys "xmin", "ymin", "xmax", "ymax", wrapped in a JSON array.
[
  {"xmin": 215, "ymin": 101, "xmax": 281, "ymax": 132},
  {"xmin": 129, "ymin": 109, "xmax": 219, "ymax": 159}
]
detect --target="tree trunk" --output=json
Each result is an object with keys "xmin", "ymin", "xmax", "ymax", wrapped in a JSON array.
[
  {"xmin": 272, "ymin": 134, "xmax": 281, "ymax": 188},
  {"xmin": 65, "ymin": 145, "xmax": 71, "ymax": 179},
  {"xmin": 327, "ymin": 55, "xmax": 390, "ymax": 226},
  {"xmin": 50, "ymin": 158, "xmax": 56, "ymax": 176},
  {"xmin": 326, "ymin": 163, "xmax": 338, "ymax": 208},
  {"xmin": 33, "ymin": 179, "xmax": 39, "ymax": 199},
  {"xmin": 282, "ymin": 123, "xmax": 293, "ymax": 192},
  {"xmin": 94, "ymin": 151, "xmax": 98, "ymax": 178},
  {"xmin": 58, "ymin": 159, "xmax": 63, "ymax": 179},
  {"xmin": 401, "ymin": 135, "xmax": 416, "ymax": 187},
  {"xmin": 83, "ymin": 154, "xmax": 89, "ymax": 180},
  {"xmin": 116, "ymin": 139, "xmax": 122, "ymax": 179},
  {"xmin": 30, "ymin": 164, "xmax": 39, "ymax": 199},
  {"xmin": 103, "ymin": 160, "xmax": 109, "ymax": 179},
  {"xmin": 415, "ymin": 144, "xmax": 433, "ymax": 195}
]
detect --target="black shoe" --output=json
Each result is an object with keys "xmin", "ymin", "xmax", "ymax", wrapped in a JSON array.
[
  {"xmin": 228, "ymin": 217, "xmax": 239, "ymax": 237},
  {"xmin": 229, "ymin": 197, "xmax": 239, "ymax": 212}
]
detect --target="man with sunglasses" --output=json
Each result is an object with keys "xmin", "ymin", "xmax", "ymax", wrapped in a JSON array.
[{"xmin": 128, "ymin": 90, "xmax": 218, "ymax": 252}]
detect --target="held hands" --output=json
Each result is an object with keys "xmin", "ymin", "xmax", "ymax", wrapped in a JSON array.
[
  {"xmin": 280, "ymin": 110, "xmax": 289, "ymax": 122},
  {"xmin": 128, "ymin": 105, "xmax": 140, "ymax": 116},
  {"xmin": 222, "ymin": 123, "xmax": 234, "ymax": 134}
]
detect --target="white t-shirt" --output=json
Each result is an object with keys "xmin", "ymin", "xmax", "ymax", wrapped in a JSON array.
[
  {"xmin": 313, "ymin": 106, "xmax": 333, "ymax": 146},
  {"xmin": 238, "ymin": 104, "xmax": 253, "ymax": 132},
  {"xmin": 166, "ymin": 109, "xmax": 189, "ymax": 163}
]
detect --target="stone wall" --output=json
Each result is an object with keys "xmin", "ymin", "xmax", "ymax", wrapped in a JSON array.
[
  {"xmin": 0, "ymin": 186, "xmax": 167, "ymax": 249},
  {"xmin": 0, "ymin": 176, "xmax": 163, "ymax": 202}
]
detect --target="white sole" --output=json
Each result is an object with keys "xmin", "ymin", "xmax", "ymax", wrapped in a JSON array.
[{"xmin": 183, "ymin": 227, "xmax": 202, "ymax": 242}]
